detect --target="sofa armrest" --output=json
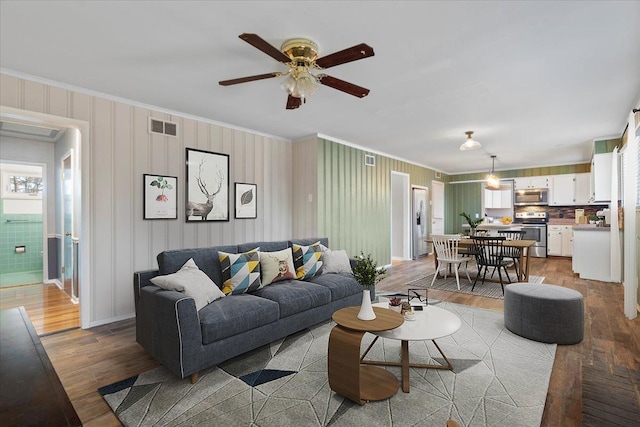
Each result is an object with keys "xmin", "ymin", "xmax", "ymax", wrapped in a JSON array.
[
  {"xmin": 133, "ymin": 269, "xmax": 160, "ymax": 314},
  {"xmin": 136, "ymin": 285, "xmax": 203, "ymax": 378}
]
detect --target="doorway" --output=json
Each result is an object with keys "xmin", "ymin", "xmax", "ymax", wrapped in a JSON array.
[
  {"xmin": 390, "ymin": 171, "xmax": 411, "ymax": 261},
  {"xmin": 0, "ymin": 106, "xmax": 87, "ymax": 331}
]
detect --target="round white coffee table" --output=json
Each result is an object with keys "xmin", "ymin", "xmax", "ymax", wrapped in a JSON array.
[{"xmin": 361, "ymin": 302, "xmax": 462, "ymax": 392}]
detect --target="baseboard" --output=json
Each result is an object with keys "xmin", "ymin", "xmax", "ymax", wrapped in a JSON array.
[
  {"xmin": 47, "ymin": 279, "xmax": 63, "ymax": 290},
  {"xmin": 87, "ymin": 312, "xmax": 135, "ymax": 329}
]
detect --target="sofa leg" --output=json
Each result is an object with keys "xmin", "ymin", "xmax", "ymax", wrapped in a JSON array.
[{"xmin": 190, "ymin": 372, "xmax": 199, "ymax": 384}]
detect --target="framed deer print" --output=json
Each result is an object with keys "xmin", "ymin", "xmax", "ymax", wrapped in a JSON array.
[
  {"xmin": 234, "ymin": 182, "xmax": 257, "ymax": 219},
  {"xmin": 185, "ymin": 148, "xmax": 229, "ymax": 222},
  {"xmin": 144, "ymin": 174, "xmax": 178, "ymax": 219}
]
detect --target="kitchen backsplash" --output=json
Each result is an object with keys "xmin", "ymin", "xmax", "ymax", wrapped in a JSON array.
[{"xmin": 515, "ymin": 205, "xmax": 608, "ymax": 221}]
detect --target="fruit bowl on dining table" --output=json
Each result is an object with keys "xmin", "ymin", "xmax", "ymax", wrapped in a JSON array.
[{"xmin": 500, "ymin": 216, "xmax": 513, "ymax": 225}]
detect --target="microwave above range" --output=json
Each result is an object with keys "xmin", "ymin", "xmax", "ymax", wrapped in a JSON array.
[{"xmin": 514, "ymin": 188, "xmax": 548, "ymax": 206}]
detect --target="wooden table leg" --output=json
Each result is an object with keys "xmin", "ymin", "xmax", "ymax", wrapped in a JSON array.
[
  {"xmin": 328, "ymin": 326, "xmax": 399, "ymax": 405},
  {"xmin": 521, "ymin": 247, "xmax": 530, "ymax": 282},
  {"xmin": 401, "ymin": 340, "xmax": 410, "ymax": 392}
]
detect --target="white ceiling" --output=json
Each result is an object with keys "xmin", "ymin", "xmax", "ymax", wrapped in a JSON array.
[{"xmin": 1, "ymin": 1, "xmax": 639, "ymax": 174}]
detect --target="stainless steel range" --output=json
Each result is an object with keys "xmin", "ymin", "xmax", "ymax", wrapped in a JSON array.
[{"xmin": 513, "ymin": 212, "xmax": 548, "ymax": 258}]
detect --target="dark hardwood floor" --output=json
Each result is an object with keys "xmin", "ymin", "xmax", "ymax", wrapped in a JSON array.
[{"xmin": 2, "ymin": 256, "xmax": 638, "ymax": 426}]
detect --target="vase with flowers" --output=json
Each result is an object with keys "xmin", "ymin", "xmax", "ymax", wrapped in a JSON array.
[{"xmin": 352, "ymin": 252, "xmax": 387, "ymax": 320}]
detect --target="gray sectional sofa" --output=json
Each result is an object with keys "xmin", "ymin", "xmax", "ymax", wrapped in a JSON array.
[{"xmin": 133, "ymin": 238, "xmax": 362, "ymax": 381}]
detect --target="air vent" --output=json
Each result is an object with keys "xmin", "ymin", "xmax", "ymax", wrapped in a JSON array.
[
  {"xmin": 364, "ymin": 154, "xmax": 375, "ymax": 167},
  {"xmin": 149, "ymin": 118, "xmax": 178, "ymax": 137},
  {"xmin": 435, "ymin": 171, "xmax": 442, "ymax": 179}
]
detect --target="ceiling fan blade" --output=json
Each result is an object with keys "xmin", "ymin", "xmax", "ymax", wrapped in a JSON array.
[
  {"xmin": 286, "ymin": 95, "xmax": 302, "ymax": 110},
  {"xmin": 315, "ymin": 43, "xmax": 374, "ymax": 69},
  {"xmin": 239, "ymin": 33, "xmax": 291, "ymax": 64},
  {"xmin": 219, "ymin": 72, "xmax": 280, "ymax": 86},
  {"xmin": 318, "ymin": 75, "xmax": 370, "ymax": 98}
]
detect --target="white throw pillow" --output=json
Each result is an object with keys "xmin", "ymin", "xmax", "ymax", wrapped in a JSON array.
[
  {"xmin": 322, "ymin": 249, "xmax": 352, "ymax": 274},
  {"xmin": 259, "ymin": 248, "xmax": 296, "ymax": 285},
  {"xmin": 150, "ymin": 258, "xmax": 225, "ymax": 311}
]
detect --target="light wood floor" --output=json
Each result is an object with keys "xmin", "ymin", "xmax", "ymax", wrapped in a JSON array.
[{"xmin": 2, "ymin": 256, "xmax": 639, "ymax": 426}]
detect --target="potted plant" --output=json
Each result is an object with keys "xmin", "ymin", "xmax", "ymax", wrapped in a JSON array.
[
  {"xmin": 352, "ymin": 252, "xmax": 387, "ymax": 320},
  {"xmin": 388, "ymin": 296, "xmax": 402, "ymax": 312},
  {"xmin": 460, "ymin": 212, "xmax": 484, "ymax": 236}
]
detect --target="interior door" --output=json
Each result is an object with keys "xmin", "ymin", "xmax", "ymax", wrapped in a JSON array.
[
  {"xmin": 431, "ymin": 180, "xmax": 445, "ymax": 236},
  {"xmin": 62, "ymin": 154, "xmax": 74, "ymax": 299}
]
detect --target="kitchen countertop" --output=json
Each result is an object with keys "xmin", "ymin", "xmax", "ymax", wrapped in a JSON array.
[
  {"xmin": 573, "ymin": 224, "xmax": 611, "ymax": 231},
  {"xmin": 462, "ymin": 223, "xmax": 519, "ymax": 229}
]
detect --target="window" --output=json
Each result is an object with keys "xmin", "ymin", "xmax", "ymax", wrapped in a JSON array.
[{"xmin": 2, "ymin": 171, "xmax": 43, "ymax": 199}]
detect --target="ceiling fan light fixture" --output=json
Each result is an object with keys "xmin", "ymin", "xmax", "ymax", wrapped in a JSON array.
[
  {"xmin": 460, "ymin": 130, "xmax": 481, "ymax": 151},
  {"xmin": 486, "ymin": 155, "xmax": 500, "ymax": 190}
]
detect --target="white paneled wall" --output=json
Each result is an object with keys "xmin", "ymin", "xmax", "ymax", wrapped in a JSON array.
[{"xmin": 0, "ymin": 73, "xmax": 293, "ymax": 326}]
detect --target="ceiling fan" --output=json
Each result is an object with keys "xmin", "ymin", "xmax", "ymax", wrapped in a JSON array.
[{"xmin": 219, "ymin": 33, "xmax": 374, "ymax": 110}]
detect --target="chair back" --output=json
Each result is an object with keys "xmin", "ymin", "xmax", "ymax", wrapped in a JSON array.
[
  {"xmin": 432, "ymin": 234, "xmax": 461, "ymax": 261},
  {"xmin": 497, "ymin": 230, "xmax": 525, "ymax": 257},
  {"xmin": 471, "ymin": 236, "xmax": 506, "ymax": 267}
]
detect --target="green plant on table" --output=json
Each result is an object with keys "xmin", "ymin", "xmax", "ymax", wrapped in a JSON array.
[
  {"xmin": 352, "ymin": 252, "xmax": 386, "ymax": 289},
  {"xmin": 460, "ymin": 211, "xmax": 484, "ymax": 229}
]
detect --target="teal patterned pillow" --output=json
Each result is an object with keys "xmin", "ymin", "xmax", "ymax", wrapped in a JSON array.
[
  {"xmin": 292, "ymin": 242, "xmax": 323, "ymax": 280},
  {"xmin": 218, "ymin": 248, "xmax": 262, "ymax": 295}
]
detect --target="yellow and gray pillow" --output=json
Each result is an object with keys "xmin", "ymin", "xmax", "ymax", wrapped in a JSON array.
[
  {"xmin": 219, "ymin": 248, "xmax": 262, "ymax": 295},
  {"xmin": 292, "ymin": 242, "xmax": 323, "ymax": 280}
]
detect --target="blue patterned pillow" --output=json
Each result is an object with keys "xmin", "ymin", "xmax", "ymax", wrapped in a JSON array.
[
  {"xmin": 292, "ymin": 242, "xmax": 323, "ymax": 280},
  {"xmin": 218, "ymin": 248, "xmax": 262, "ymax": 295}
]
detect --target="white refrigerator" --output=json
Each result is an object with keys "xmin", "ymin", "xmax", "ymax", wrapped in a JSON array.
[{"xmin": 412, "ymin": 188, "xmax": 429, "ymax": 259}]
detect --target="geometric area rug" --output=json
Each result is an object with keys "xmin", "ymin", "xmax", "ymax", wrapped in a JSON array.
[
  {"xmin": 408, "ymin": 274, "xmax": 545, "ymax": 300},
  {"xmin": 99, "ymin": 301, "xmax": 556, "ymax": 426}
]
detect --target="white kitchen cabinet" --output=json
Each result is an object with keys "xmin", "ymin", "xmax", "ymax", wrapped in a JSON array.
[
  {"xmin": 549, "ymin": 174, "xmax": 575, "ymax": 205},
  {"xmin": 573, "ymin": 227, "xmax": 621, "ymax": 282},
  {"xmin": 514, "ymin": 176, "xmax": 549, "ymax": 190},
  {"xmin": 548, "ymin": 225, "xmax": 573, "ymax": 256},
  {"xmin": 592, "ymin": 152, "xmax": 613, "ymax": 202},
  {"xmin": 574, "ymin": 173, "xmax": 591, "ymax": 204},
  {"xmin": 484, "ymin": 188, "xmax": 512, "ymax": 209},
  {"xmin": 549, "ymin": 173, "xmax": 592, "ymax": 206}
]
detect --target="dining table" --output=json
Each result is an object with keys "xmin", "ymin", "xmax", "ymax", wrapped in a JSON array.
[{"xmin": 425, "ymin": 237, "xmax": 536, "ymax": 283}]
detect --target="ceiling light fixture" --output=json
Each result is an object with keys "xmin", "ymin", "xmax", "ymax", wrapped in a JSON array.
[
  {"xmin": 486, "ymin": 155, "xmax": 500, "ymax": 190},
  {"xmin": 460, "ymin": 131, "xmax": 481, "ymax": 151},
  {"xmin": 279, "ymin": 39, "xmax": 321, "ymax": 102}
]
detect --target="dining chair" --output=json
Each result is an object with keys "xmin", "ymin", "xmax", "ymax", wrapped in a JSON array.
[
  {"xmin": 497, "ymin": 229, "xmax": 526, "ymax": 279},
  {"xmin": 470, "ymin": 236, "xmax": 512, "ymax": 294},
  {"xmin": 430, "ymin": 234, "xmax": 472, "ymax": 290}
]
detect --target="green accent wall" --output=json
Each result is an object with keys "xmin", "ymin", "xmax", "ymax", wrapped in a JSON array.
[
  {"xmin": 315, "ymin": 138, "xmax": 441, "ymax": 265},
  {"xmin": 594, "ymin": 138, "xmax": 621, "ymax": 154}
]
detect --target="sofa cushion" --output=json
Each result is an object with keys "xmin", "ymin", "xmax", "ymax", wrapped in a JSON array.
[
  {"xmin": 251, "ymin": 280, "xmax": 331, "ymax": 318},
  {"xmin": 199, "ymin": 294, "xmax": 280, "ymax": 345},
  {"xmin": 322, "ymin": 249, "xmax": 353, "ymax": 274},
  {"xmin": 157, "ymin": 245, "xmax": 237, "ymax": 289},
  {"xmin": 307, "ymin": 273, "xmax": 362, "ymax": 301},
  {"xmin": 292, "ymin": 243, "xmax": 323, "ymax": 280},
  {"xmin": 150, "ymin": 259, "xmax": 225, "ymax": 311},
  {"xmin": 219, "ymin": 249, "xmax": 262, "ymax": 295},
  {"xmin": 259, "ymin": 248, "xmax": 296, "ymax": 286},
  {"xmin": 289, "ymin": 237, "xmax": 329, "ymax": 248},
  {"xmin": 238, "ymin": 240, "xmax": 288, "ymax": 253}
]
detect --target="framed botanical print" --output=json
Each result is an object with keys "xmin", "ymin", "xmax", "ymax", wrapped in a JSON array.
[
  {"xmin": 234, "ymin": 182, "xmax": 257, "ymax": 219},
  {"xmin": 143, "ymin": 174, "xmax": 177, "ymax": 220},
  {"xmin": 185, "ymin": 148, "xmax": 229, "ymax": 222}
]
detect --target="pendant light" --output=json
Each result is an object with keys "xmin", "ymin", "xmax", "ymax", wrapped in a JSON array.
[
  {"xmin": 460, "ymin": 131, "xmax": 481, "ymax": 151},
  {"xmin": 486, "ymin": 155, "xmax": 500, "ymax": 190}
]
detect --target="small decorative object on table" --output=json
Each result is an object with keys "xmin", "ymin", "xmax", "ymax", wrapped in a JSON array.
[
  {"xmin": 388, "ymin": 297, "xmax": 402, "ymax": 312},
  {"xmin": 401, "ymin": 302, "xmax": 412, "ymax": 315},
  {"xmin": 352, "ymin": 252, "xmax": 387, "ymax": 321}
]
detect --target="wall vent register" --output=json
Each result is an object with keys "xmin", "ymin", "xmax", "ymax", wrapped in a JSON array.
[
  {"xmin": 148, "ymin": 118, "xmax": 178, "ymax": 137},
  {"xmin": 364, "ymin": 154, "xmax": 376, "ymax": 167}
]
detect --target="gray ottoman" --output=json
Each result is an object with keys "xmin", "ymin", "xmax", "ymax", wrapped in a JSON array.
[{"xmin": 504, "ymin": 283, "xmax": 584, "ymax": 345}]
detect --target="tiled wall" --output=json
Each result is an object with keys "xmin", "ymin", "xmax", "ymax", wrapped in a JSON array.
[
  {"xmin": 515, "ymin": 204, "xmax": 608, "ymax": 221},
  {"xmin": 0, "ymin": 199, "xmax": 43, "ymax": 274}
]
